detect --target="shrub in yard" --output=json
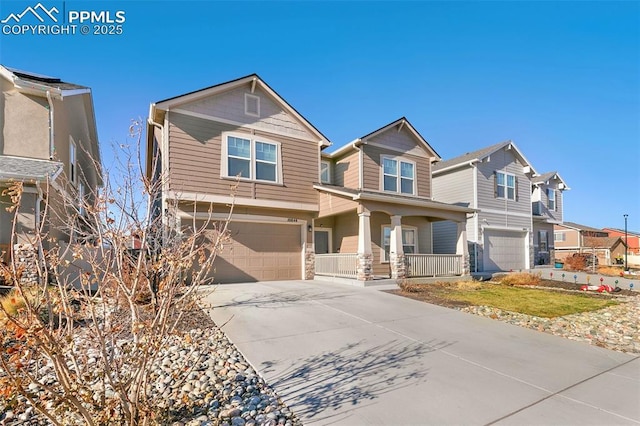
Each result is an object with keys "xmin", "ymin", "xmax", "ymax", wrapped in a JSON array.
[
  {"xmin": 495, "ymin": 272, "xmax": 541, "ymax": 286},
  {"xmin": 564, "ymin": 253, "xmax": 598, "ymax": 271},
  {"xmin": 398, "ymin": 279, "xmax": 427, "ymax": 292}
]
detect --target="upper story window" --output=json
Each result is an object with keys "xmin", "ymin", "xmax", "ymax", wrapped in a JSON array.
[
  {"xmin": 554, "ymin": 231, "xmax": 566, "ymax": 242},
  {"xmin": 223, "ymin": 133, "xmax": 281, "ymax": 183},
  {"xmin": 547, "ymin": 188, "xmax": 556, "ymax": 211},
  {"xmin": 244, "ymin": 93, "xmax": 260, "ymax": 117},
  {"xmin": 496, "ymin": 171, "xmax": 516, "ymax": 200},
  {"xmin": 382, "ymin": 156, "xmax": 415, "ymax": 195},
  {"xmin": 320, "ymin": 160, "xmax": 331, "ymax": 184},
  {"xmin": 69, "ymin": 137, "xmax": 77, "ymax": 185}
]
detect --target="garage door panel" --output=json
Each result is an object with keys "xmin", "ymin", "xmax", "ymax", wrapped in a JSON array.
[
  {"xmin": 212, "ymin": 222, "xmax": 302, "ymax": 283},
  {"xmin": 484, "ymin": 229, "xmax": 526, "ymax": 271}
]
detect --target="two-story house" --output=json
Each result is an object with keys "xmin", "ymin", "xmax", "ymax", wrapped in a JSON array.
[
  {"xmin": 314, "ymin": 118, "xmax": 474, "ymax": 280},
  {"xmin": 432, "ymin": 141, "xmax": 537, "ymax": 272},
  {"xmin": 147, "ymin": 75, "xmax": 473, "ymax": 284},
  {"xmin": 554, "ymin": 222, "xmax": 625, "ymax": 266},
  {"xmin": 0, "ymin": 65, "xmax": 102, "ymax": 264},
  {"xmin": 531, "ymin": 172, "xmax": 569, "ymax": 265}
]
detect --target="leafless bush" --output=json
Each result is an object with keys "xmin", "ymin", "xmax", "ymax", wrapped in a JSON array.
[
  {"xmin": 494, "ymin": 272, "xmax": 542, "ymax": 286},
  {"xmin": 0, "ymin": 121, "xmax": 231, "ymax": 425}
]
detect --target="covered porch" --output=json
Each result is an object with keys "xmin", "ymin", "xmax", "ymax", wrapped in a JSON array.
[{"xmin": 313, "ymin": 186, "xmax": 473, "ymax": 281}]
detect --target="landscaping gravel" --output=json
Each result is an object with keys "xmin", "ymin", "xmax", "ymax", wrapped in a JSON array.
[{"xmin": 0, "ymin": 325, "xmax": 301, "ymax": 426}]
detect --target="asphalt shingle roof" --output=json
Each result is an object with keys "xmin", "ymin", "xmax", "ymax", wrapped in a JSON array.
[
  {"xmin": 433, "ymin": 140, "xmax": 511, "ymax": 171},
  {"xmin": 562, "ymin": 221, "xmax": 608, "ymax": 234},
  {"xmin": 7, "ymin": 67, "xmax": 87, "ymax": 91},
  {"xmin": 0, "ymin": 156, "xmax": 63, "ymax": 181}
]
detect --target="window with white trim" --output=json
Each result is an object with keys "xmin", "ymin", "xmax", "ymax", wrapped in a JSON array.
[
  {"xmin": 69, "ymin": 137, "xmax": 77, "ymax": 185},
  {"xmin": 539, "ymin": 230, "xmax": 548, "ymax": 252},
  {"xmin": 382, "ymin": 156, "xmax": 415, "ymax": 195},
  {"xmin": 496, "ymin": 171, "xmax": 516, "ymax": 200},
  {"xmin": 547, "ymin": 188, "xmax": 556, "ymax": 210},
  {"xmin": 223, "ymin": 134, "xmax": 281, "ymax": 183},
  {"xmin": 244, "ymin": 93, "xmax": 260, "ymax": 117},
  {"xmin": 554, "ymin": 231, "xmax": 566, "ymax": 242},
  {"xmin": 320, "ymin": 161, "xmax": 331, "ymax": 184},
  {"xmin": 382, "ymin": 225, "xmax": 417, "ymax": 262}
]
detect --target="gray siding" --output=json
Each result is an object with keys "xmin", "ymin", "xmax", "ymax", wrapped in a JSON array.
[
  {"xmin": 179, "ymin": 86, "xmax": 314, "ymax": 141},
  {"xmin": 168, "ymin": 111, "xmax": 320, "ymax": 205},
  {"xmin": 432, "ymin": 167, "xmax": 474, "ymax": 205},
  {"xmin": 432, "ymin": 220, "xmax": 457, "ymax": 254},
  {"xmin": 476, "ymin": 148, "xmax": 532, "ymax": 216}
]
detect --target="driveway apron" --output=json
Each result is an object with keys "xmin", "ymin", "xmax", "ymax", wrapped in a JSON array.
[{"xmin": 202, "ymin": 280, "xmax": 640, "ymax": 425}]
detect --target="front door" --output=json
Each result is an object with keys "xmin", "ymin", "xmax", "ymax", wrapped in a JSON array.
[{"xmin": 314, "ymin": 229, "xmax": 331, "ymax": 254}]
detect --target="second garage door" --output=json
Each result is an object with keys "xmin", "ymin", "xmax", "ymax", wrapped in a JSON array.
[
  {"xmin": 213, "ymin": 222, "xmax": 302, "ymax": 283},
  {"xmin": 483, "ymin": 229, "xmax": 527, "ymax": 271}
]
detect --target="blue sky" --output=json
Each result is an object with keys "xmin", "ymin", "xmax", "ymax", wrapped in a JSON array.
[{"xmin": 1, "ymin": 1, "xmax": 638, "ymax": 231}]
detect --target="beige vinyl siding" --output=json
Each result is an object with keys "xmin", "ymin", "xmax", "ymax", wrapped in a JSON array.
[
  {"xmin": 333, "ymin": 212, "xmax": 358, "ymax": 255},
  {"xmin": 334, "ymin": 150, "xmax": 360, "ymax": 188},
  {"xmin": 368, "ymin": 127, "xmax": 432, "ymax": 158},
  {"xmin": 476, "ymin": 149, "xmax": 531, "ymax": 215},
  {"xmin": 168, "ymin": 112, "xmax": 319, "ymax": 205},
  {"xmin": 371, "ymin": 212, "xmax": 388, "ymax": 276},
  {"xmin": 318, "ymin": 192, "xmax": 358, "ymax": 217},
  {"xmin": 554, "ymin": 226, "xmax": 581, "ymax": 248},
  {"xmin": 361, "ymin": 145, "xmax": 431, "ymax": 198},
  {"xmin": 179, "ymin": 86, "xmax": 314, "ymax": 141}
]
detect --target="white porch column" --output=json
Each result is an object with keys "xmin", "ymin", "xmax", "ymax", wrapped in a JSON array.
[
  {"xmin": 456, "ymin": 221, "xmax": 470, "ymax": 275},
  {"xmin": 389, "ymin": 215, "xmax": 403, "ymax": 256},
  {"xmin": 357, "ymin": 210, "xmax": 373, "ymax": 280},
  {"xmin": 389, "ymin": 215, "xmax": 406, "ymax": 279}
]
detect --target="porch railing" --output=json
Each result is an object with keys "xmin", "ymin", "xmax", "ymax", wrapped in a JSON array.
[
  {"xmin": 315, "ymin": 253, "xmax": 358, "ymax": 279},
  {"xmin": 405, "ymin": 254, "xmax": 463, "ymax": 277}
]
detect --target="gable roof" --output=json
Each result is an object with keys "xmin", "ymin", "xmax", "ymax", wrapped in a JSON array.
[
  {"xmin": 150, "ymin": 73, "xmax": 330, "ymax": 148},
  {"xmin": 327, "ymin": 117, "xmax": 440, "ymax": 160},
  {"xmin": 432, "ymin": 140, "xmax": 537, "ymax": 175},
  {"xmin": 532, "ymin": 171, "xmax": 570, "ymax": 190},
  {"xmin": 0, "ymin": 155, "xmax": 63, "ymax": 182}
]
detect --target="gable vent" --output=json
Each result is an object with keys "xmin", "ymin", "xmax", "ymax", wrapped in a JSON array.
[{"xmin": 245, "ymin": 93, "xmax": 260, "ymax": 117}]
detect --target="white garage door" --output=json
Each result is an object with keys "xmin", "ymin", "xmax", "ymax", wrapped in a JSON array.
[
  {"xmin": 213, "ymin": 222, "xmax": 302, "ymax": 283},
  {"xmin": 484, "ymin": 229, "xmax": 527, "ymax": 271}
]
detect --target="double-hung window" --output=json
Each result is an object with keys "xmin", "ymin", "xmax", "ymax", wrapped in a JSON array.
[
  {"xmin": 224, "ymin": 134, "xmax": 280, "ymax": 183},
  {"xmin": 382, "ymin": 226, "xmax": 417, "ymax": 262},
  {"xmin": 496, "ymin": 171, "xmax": 516, "ymax": 200},
  {"xmin": 547, "ymin": 188, "xmax": 556, "ymax": 211},
  {"xmin": 382, "ymin": 157, "xmax": 415, "ymax": 195},
  {"xmin": 554, "ymin": 232, "xmax": 566, "ymax": 242}
]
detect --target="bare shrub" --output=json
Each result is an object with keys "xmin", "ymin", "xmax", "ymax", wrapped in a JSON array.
[
  {"xmin": 0, "ymin": 121, "xmax": 231, "ymax": 425},
  {"xmin": 495, "ymin": 272, "xmax": 542, "ymax": 286}
]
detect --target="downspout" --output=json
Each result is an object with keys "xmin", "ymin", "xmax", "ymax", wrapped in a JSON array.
[
  {"xmin": 46, "ymin": 91, "xmax": 55, "ymax": 158},
  {"xmin": 147, "ymin": 106, "xmax": 167, "ymax": 242}
]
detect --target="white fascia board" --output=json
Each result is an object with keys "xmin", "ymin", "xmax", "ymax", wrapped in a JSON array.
[
  {"xmin": 168, "ymin": 191, "xmax": 319, "ymax": 212},
  {"xmin": 432, "ymin": 160, "xmax": 478, "ymax": 176}
]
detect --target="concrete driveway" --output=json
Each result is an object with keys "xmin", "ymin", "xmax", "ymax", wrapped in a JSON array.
[{"xmin": 203, "ymin": 280, "xmax": 640, "ymax": 425}]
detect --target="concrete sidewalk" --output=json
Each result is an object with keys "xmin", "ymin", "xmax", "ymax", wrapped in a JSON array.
[
  {"xmin": 530, "ymin": 268, "xmax": 639, "ymax": 291},
  {"xmin": 203, "ymin": 280, "xmax": 640, "ymax": 425}
]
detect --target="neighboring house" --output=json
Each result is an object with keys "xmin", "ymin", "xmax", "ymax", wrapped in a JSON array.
[
  {"xmin": 147, "ymin": 75, "xmax": 473, "ymax": 283},
  {"xmin": 0, "ymin": 65, "xmax": 102, "ymax": 264},
  {"xmin": 554, "ymin": 222, "xmax": 615, "ymax": 264},
  {"xmin": 314, "ymin": 118, "xmax": 474, "ymax": 280},
  {"xmin": 603, "ymin": 228, "xmax": 640, "ymax": 255},
  {"xmin": 531, "ymin": 172, "xmax": 569, "ymax": 266},
  {"xmin": 432, "ymin": 140, "xmax": 538, "ymax": 272}
]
